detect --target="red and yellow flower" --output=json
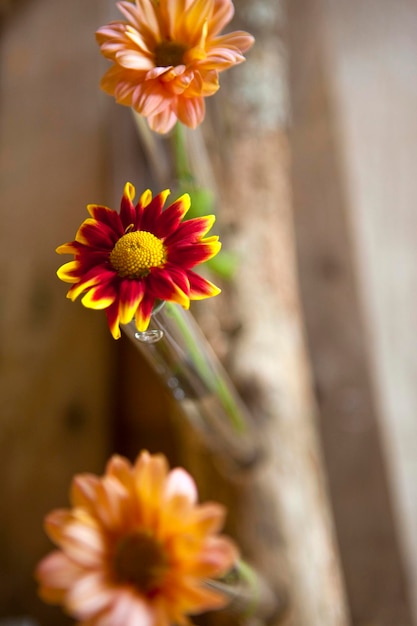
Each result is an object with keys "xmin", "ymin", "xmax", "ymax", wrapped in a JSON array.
[
  {"xmin": 36, "ymin": 450, "xmax": 238, "ymax": 626},
  {"xmin": 56, "ymin": 183, "xmax": 221, "ymax": 339},
  {"xmin": 96, "ymin": 0, "xmax": 254, "ymax": 133}
]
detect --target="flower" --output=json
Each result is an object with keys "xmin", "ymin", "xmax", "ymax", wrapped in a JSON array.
[
  {"xmin": 96, "ymin": 0, "xmax": 254, "ymax": 133},
  {"xmin": 36, "ymin": 450, "xmax": 238, "ymax": 626},
  {"xmin": 56, "ymin": 182, "xmax": 221, "ymax": 339}
]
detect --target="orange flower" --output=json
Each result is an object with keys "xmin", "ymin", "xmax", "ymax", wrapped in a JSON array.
[
  {"xmin": 96, "ymin": 0, "xmax": 254, "ymax": 133},
  {"xmin": 36, "ymin": 451, "xmax": 238, "ymax": 626}
]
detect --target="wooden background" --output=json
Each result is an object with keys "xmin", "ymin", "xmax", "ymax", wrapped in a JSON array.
[{"xmin": 1, "ymin": 0, "xmax": 417, "ymax": 625}]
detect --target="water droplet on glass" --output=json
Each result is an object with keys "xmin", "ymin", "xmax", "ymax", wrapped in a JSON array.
[
  {"xmin": 135, "ymin": 329, "xmax": 164, "ymax": 343},
  {"xmin": 173, "ymin": 387, "xmax": 185, "ymax": 400}
]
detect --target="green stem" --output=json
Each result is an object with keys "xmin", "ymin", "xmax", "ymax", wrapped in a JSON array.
[
  {"xmin": 165, "ymin": 302, "xmax": 246, "ymax": 432},
  {"xmin": 171, "ymin": 122, "xmax": 195, "ymax": 186},
  {"xmin": 205, "ymin": 560, "xmax": 281, "ymax": 620}
]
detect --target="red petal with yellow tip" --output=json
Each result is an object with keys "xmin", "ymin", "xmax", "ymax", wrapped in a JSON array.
[
  {"xmin": 188, "ymin": 271, "xmax": 221, "ymax": 299},
  {"xmin": 154, "ymin": 194, "xmax": 190, "ymax": 239}
]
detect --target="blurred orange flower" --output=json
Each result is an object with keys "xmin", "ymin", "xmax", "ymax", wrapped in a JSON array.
[
  {"xmin": 36, "ymin": 451, "xmax": 238, "ymax": 626},
  {"xmin": 96, "ymin": 0, "xmax": 254, "ymax": 133}
]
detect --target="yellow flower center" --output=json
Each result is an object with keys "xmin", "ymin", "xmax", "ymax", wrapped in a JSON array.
[
  {"xmin": 154, "ymin": 40, "xmax": 188, "ymax": 67},
  {"xmin": 109, "ymin": 231, "xmax": 166, "ymax": 278},
  {"xmin": 113, "ymin": 531, "xmax": 168, "ymax": 592}
]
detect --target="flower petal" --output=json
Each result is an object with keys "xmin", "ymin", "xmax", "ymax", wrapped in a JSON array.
[
  {"xmin": 115, "ymin": 50, "xmax": 154, "ymax": 71},
  {"xmin": 119, "ymin": 182, "xmax": 137, "ymax": 229},
  {"xmin": 187, "ymin": 502, "xmax": 226, "ymax": 536},
  {"xmin": 134, "ymin": 292, "xmax": 155, "ymax": 331},
  {"xmin": 192, "ymin": 535, "xmax": 238, "ymax": 577},
  {"xmin": 119, "ymin": 0, "xmax": 160, "ymax": 42},
  {"xmin": 147, "ymin": 268, "xmax": 190, "ymax": 308},
  {"xmin": 164, "ymin": 215, "xmax": 216, "ymax": 246},
  {"xmin": 133, "ymin": 84, "xmax": 170, "ymax": 118},
  {"xmin": 71, "ymin": 474, "xmax": 101, "ymax": 510},
  {"xmin": 106, "ymin": 301, "xmax": 122, "ymax": 339},
  {"xmin": 162, "ymin": 0, "xmax": 187, "ymax": 39},
  {"xmin": 177, "ymin": 96, "xmax": 205, "ymax": 129},
  {"xmin": 66, "ymin": 572, "xmax": 114, "ymax": 618},
  {"xmin": 59, "ymin": 522, "xmax": 105, "ymax": 568},
  {"xmin": 105, "ymin": 590, "xmax": 155, "ymax": 626},
  {"xmin": 66, "ymin": 268, "xmax": 115, "ymax": 302},
  {"xmin": 36, "ymin": 551, "xmax": 83, "ymax": 603},
  {"xmin": 187, "ymin": 271, "xmax": 221, "ymax": 299},
  {"xmin": 210, "ymin": 30, "xmax": 255, "ymax": 54},
  {"xmin": 118, "ymin": 279, "xmax": 145, "ymax": 325},
  {"xmin": 87, "ymin": 205, "xmax": 124, "ymax": 236},
  {"xmin": 57, "ymin": 261, "xmax": 82, "ymax": 284},
  {"xmin": 154, "ymin": 194, "xmax": 191, "ymax": 239},
  {"xmin": 90, "ymin": 476, "xmax": 131, "ymax": 531},
  {"xmin": 207, "ymin": 0, "xmax": 235, "ymax": 36},
  {"xmin": 56, "ymin": 242, "xmax": 82, "ymax": 255},
  {"xmin": 76, "ymin": 218, "xmax": 118, "ymax": 250},
  {"xmin": 100, "ymin": 65, "xmax": 137, "ymax": 104},
  {"xmin": 44, "ymin": 509, "xmax": 73, "ymax": 544},
  {"xmin": 106, "ymin": 455, "xmax": 135, "ymax": 490},
  {"xmin": 139, "ymin": 188, "xmax": 153, "ymax": 208},
  {"xmin": 168, "ymin": 237, "xmax": 221, "ymax": 268},
  {"xmin": 134, "ymin": 452, "xmax": 169, "ymax": 525},
  {"xmin": 177, "ymin": 0, "xmax": 211, "ymax": 43},
  {"xmin": 168, "ymin": 578, "xmax": 229, "ymax": 614},
  {"xmin": 140, "ymin": 189, "xmax": 171, "ymax": 232},
  {"xmin": 147, "ymin": 108, "xmax": 178, "ymax": 134},
  {"xmin": 164, "ymin": 468, "xmax": 197, "ymax": 504},
  {"xmin": 81, "ymin": 281, "xmax": 118, "ymax": 310}
]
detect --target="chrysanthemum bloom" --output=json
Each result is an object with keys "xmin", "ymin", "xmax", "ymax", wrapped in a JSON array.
[
  {"xmin": 56, "ymin": 182, "xmax": 221, "ymax": 339},
  {"xmin": 96, "ymin": 0, "xmax": 254, "ymax": 133},
  {"xmin": 36, "ymin": 451, "xmax": 238, "ymax": 626}
]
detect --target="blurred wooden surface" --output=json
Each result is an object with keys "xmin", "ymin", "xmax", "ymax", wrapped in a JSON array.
[
  {"xmin": 0, "ymin": 1, "xmax": 114, "ymax": 622},
  {"xmin": 288, "ymin": 0, "xmax": 417, "ymax": 624},
  {"xmin": 318, "ymin": 4, "xmax": 417, "ymax": 624}
]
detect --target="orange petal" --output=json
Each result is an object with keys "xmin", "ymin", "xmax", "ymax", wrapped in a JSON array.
[
  {"xmin": 177, "ymin": 96, "xmax": 205, "ymax": 129},
  {"xmin": 66, "ymin": 572, "xmax": 113, "ymax": 618},
  {"xmin": 36, "ymin": 550, "xmax": 83, "ymax": 599}
]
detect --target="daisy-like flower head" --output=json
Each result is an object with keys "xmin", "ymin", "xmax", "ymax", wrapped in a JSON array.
[
  {"xmin": 36, "ymin": 450, "xmax": 238, "ymax": 626},
  {"xmin": 57, "ymin": 182, "xmax": 221, "ymax": 339},
  {"xmin": 96, "ymin": 0, "xmax": 255, "ymax": 133}
]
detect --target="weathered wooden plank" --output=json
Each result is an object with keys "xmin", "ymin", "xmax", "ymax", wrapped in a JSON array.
[
  {"xmin": 287, "ymin": 0, "xmax": 414, "ymax": 624},
  {"xmin": 0, "ymin": 1, "xmax": 114, "ymax": 622},
  {"xmin": 318, "ymin": 1, "xmax": 417, "ymax": 622}
]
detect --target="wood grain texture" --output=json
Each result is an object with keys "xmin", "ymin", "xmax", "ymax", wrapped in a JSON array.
[
  {"xmin": 0, "ymin": 1, "xmax": 114, "ymax": 622},
  {"xmin": 287, "ymin": 0, "xmax": 414, "ymax": 624},
  {"xmin": 318, "ymin": 1, "xmax": 417, "ymax": 622}
]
